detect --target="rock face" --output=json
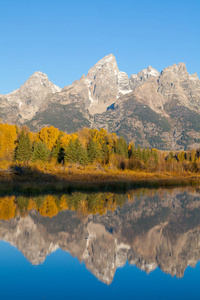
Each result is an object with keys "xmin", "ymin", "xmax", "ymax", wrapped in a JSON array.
[
  {"xmin": 85, "ymin": 54, "xmax": 132, "ymax": 114},
  {"xmin": 0, "ymin": 95, "xmax": 19, "ymax": 123},
  {"xmin": 5, "ymin": 71, "xmax": 61, "ymax": 123},
  {"xmin": 132, "ymin": 63, "xmax": 200, "ymax": 115},
  {"xmin": 0, "ymin": 55, "xmax": 200, "ymax": 149},
  {"xmin": 1, "ymin": 188, "xmax": 200, "ymax": 284},
  {"xmin": 130, "ymin": 65, "xmax": 160, "ymax": 90}
]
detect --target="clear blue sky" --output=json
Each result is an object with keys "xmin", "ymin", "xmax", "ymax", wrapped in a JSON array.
[{"xmin": 0, "ymin": 0, "xmax": 199, "ymax": 94}]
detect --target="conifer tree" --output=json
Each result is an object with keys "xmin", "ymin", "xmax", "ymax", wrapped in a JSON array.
[
  {"xmin": 136, "ymin": 145, "xmax": 142, "ymax": 161},
  {"xmin": 51, "ymin": 140, "xmax": 65, "ymax": 163},
  {"xmin": 65, "ymin": 138, "xmax": 88, "ymax": 165},
  {"xmin": 151, "ymin": 149, "xmax": 159, "ymax": 165},
  {"xmin": 115, "ymin": 136, "xmax": 128, "ymax": 158},
  {"xmin": 65, "ymin": 139, "xmax": 76, "ymax": 163},
  {"xmin": 146, "ymin": 147, "xmax": 150, "ymax": 161},
  {"xmin": 87, "ymin": 139, "xmax": 100, "ymax": 163},
  {"xmin": 100, "ymin": 141, "xmax": 109, "ymax": 163},
  {"xmin": 15, "ymin": 130, "xmax": 32, "ymax": 163},
  {"xmin": 51, "ymin": 140, "xmax": 61, "ymax": 160},
  {"xmin": 32, "ymin": 142, "xmax": 50, "ymax": 162},
  {"xmin": 142, "ymin": 147, "xmax": 151, "ymax": 164},
  {"xmin": 74, "ymin": 138, "xmax": 88, "ymax": 164},
  {"xmin": 142, "ymin": 148, "xmax": 148, "ymax": 163}
]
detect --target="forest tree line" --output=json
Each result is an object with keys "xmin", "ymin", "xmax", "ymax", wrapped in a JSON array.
[{"xmin": 1, "ymin": 123, "xmax": 200, "ymax": 173}]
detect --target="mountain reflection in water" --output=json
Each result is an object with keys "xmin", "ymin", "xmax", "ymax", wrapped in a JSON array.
[{"xmin": 0, "ymin": 187, "xmax": 200, "ymax": 284}]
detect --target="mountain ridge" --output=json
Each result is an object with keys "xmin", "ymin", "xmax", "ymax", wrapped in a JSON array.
[{"xmin": 1, "ymin": 54, "xmax": 200, "ymax": 150}]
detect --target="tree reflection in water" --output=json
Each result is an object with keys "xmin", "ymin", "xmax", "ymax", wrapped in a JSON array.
[{"xmin": 0, "ymin": 187, "xmax": 200, "ymax": 284}]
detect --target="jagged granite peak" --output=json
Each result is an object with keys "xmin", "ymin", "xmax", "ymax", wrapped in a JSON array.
[
  {"xmin": 162, "ymin": 62, "xmax": 187, "ymax": 74},
  {"xmin": 52, "ymin": 54, "xmax": 132, "ymax": 116},
  {"xmin": 0, "ymin": 57, "xmax": 200, "ymax": 150},
  {"xmin": 84, "ymin": 54, "xmax": 132, "ymax": 114},
  {"xmin": 189, "ymin": 72, "xmax": 199, "ymax": 82},
  {"xmin": 25, "ymin": 59, "xmax": 200, "ymax": 149},
  {"xmin": 130, "ymin": 65, "xmax": 160, "ymax": 90},
  {"xmin": 122, "ymin": 62, "xmax": 200, "ymax": 147},
  {"xmin": 156, "ymin": 62, "xmax": 200, "ymax": 111},
  {"xmin": 5, "ymin": 71, "xmax": 61, "ymax": 122}
]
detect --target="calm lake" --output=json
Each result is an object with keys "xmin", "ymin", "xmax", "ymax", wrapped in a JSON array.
[{"xmin": 0, "ymin": 187, "xmax": 200, "ymax": 299}]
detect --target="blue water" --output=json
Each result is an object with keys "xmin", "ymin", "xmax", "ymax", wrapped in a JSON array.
[
  {"xmin": 0, "ymin": 240, "xmax": 199, "ymax": 300},
  {"xmin": 0, "ymin": 187, "xmax": 200, "ymax": 299}
]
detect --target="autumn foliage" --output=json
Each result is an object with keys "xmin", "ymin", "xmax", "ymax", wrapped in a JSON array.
[{"xmin": 0, "ymin": 123, "xmax": 200, "ymax": 174}]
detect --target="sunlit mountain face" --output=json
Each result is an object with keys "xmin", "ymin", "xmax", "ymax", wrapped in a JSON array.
[{"xmin": 1, "ymin": 188, "xmax": 200, "ymax": 284}]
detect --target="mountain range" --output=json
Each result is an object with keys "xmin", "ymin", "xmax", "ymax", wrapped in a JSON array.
[{"xmin": 1, "ymin": 54, "xmax": 200, "ymax": 150}]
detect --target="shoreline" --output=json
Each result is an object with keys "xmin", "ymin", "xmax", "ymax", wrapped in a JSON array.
[{"xmin": 0, "ymin": 170, "xmax": 200, "ymax": 195}]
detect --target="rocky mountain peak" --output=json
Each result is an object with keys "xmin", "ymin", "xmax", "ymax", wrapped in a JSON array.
[
  {"xmin": 177, "ymin": 62, "xmax": 187, "ymax": 71},
  {"xmin": 130, "ymin": 65, "xmax": 159, "ymax": 90},
  {"xmin": 5, "ymin": 71, "xmax": 61, "ymax": 122},
  {"xmin": 18, "ymin": 71, "xmax": 61, "ymax": 93},
  {"xmin": 132, "ymin": 61, "xmax": 200, "ymax": 121},
  {"xmin": 96, "ymin": 53, "xmax": 117, "ymax": 65},
  {"xmin": 85, "ymin": 53, "xmax": 119, "ymax": 86},
  {"xmin": 190, "ymin": 72, "xmax": 199, "ymax": 81},
  {"xmin": 146, "ymin": 65, "xmax": 160, "ymax": 76},
  {"xmin": 84, "ymin": 54, "xmax": 132, "ymax": 114},
  {"xmin": 162, "ymin": 62, "xmax": 188, "ymax": 77},
  {"xmin": 29, "ymin": 71, "xmax": 48, "ymax": 80},
  {"xmin": 1, "ymin": 56, "xmax": 200, "ymax": 150}
]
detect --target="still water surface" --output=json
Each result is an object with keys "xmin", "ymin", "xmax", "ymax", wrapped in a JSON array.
[{"xmin": 0, "ymin": 187, "xmax": 200, "ymax": 299}]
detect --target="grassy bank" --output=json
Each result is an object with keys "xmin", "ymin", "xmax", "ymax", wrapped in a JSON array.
[{"xmin": 0, "ymin": 164, "xmax": 200, "ymax": 195}]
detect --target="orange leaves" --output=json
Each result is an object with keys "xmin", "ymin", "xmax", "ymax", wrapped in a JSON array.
[
  {"xmin": 38, "ymin": 195, "xmax": 58, "ymax": 218},
  {"xmin": 27, "ymin": 199, "xmax": 37, "ymax": 211},
  {"xmin": 36, "ymin": 126, "xmax": 60, "ymax": 150},
  {"xmin": 0, "ymin": 196, "xmax": 16, "ymax": 220},
  {"xmin": 60, "ymin": 195, "xmax": 69, "ymax": 210},
  {"xmin": 0, "ymin": 124, "xmax": 17, "ymax": 160},
  {"xmin": 29, "ymin": 132, "xmax": 37, "ymax": 144},
  {"xmin": 60, "ymin": 133, "xmax": 78, "ymax": 149}
]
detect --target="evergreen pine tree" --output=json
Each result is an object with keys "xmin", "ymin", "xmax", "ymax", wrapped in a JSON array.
[
  {"xmin": 87, "ymin": 139, "xmax": 100, "ymax": 163},
  {"xmin": 74, "ymin": 138, "xmax": 88, "ymax": 164},
  {"xmin": 15, "ymin": 130, "xmax": 32, "ymax": 163},
  {"xmin": 100, "ymin": 141, "xmax": 109, "ymax": 163},
  {"xmin": 65, "ymin": 139, "xmax": 76, "ymax": 163},
  {"xmin": 142, "ymin": 148, "xmax": 147, "ymax": 163},
  {"xmin": 132, "ymin": 147, "xmax": 137, "ymax": 159},
  {"xmin": 51, "ymin": 140, "xmax": 65, "ymax": 163},
  {"xmin": 51, "ymin": 140, "xmax": 61, "ymax": 160},
  {"xmin": 136, "ymin": 145, "xmax": 142, "ymax": 161},
  {"xmin": 65, "ymin": 138, "xmax": 88, "ymax": 165},
  {"xmin": 152, "ymin": 149, "xmax": 159, "ymax": 165},
  {"xmin": 146, "ymin": 147, "xmax": 150, "ymax": 161},
  {"xmin": 115, "ymin": 136, "xmax": 128, "ymax": 158},
  {"xmin": 32, "ymin": 142, "xmax": 50, "ymax": 162}
]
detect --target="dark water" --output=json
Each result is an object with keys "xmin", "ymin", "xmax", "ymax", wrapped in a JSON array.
[{"xmin": 0, "ymin": 187, "xmax": 200, "ymax": 299}]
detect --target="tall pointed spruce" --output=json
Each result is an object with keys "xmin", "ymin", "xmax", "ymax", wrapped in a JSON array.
[
  {"xmin": 15, "ymin": 130, "xmax": 32, "ymax": 163},
  {"xmin": 32, "ymin": 142, "xmax": 50, "ymax": 162},
  {"xmin": 87, "ymin": 139, "xmax": 100, "ymax": 163}
]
